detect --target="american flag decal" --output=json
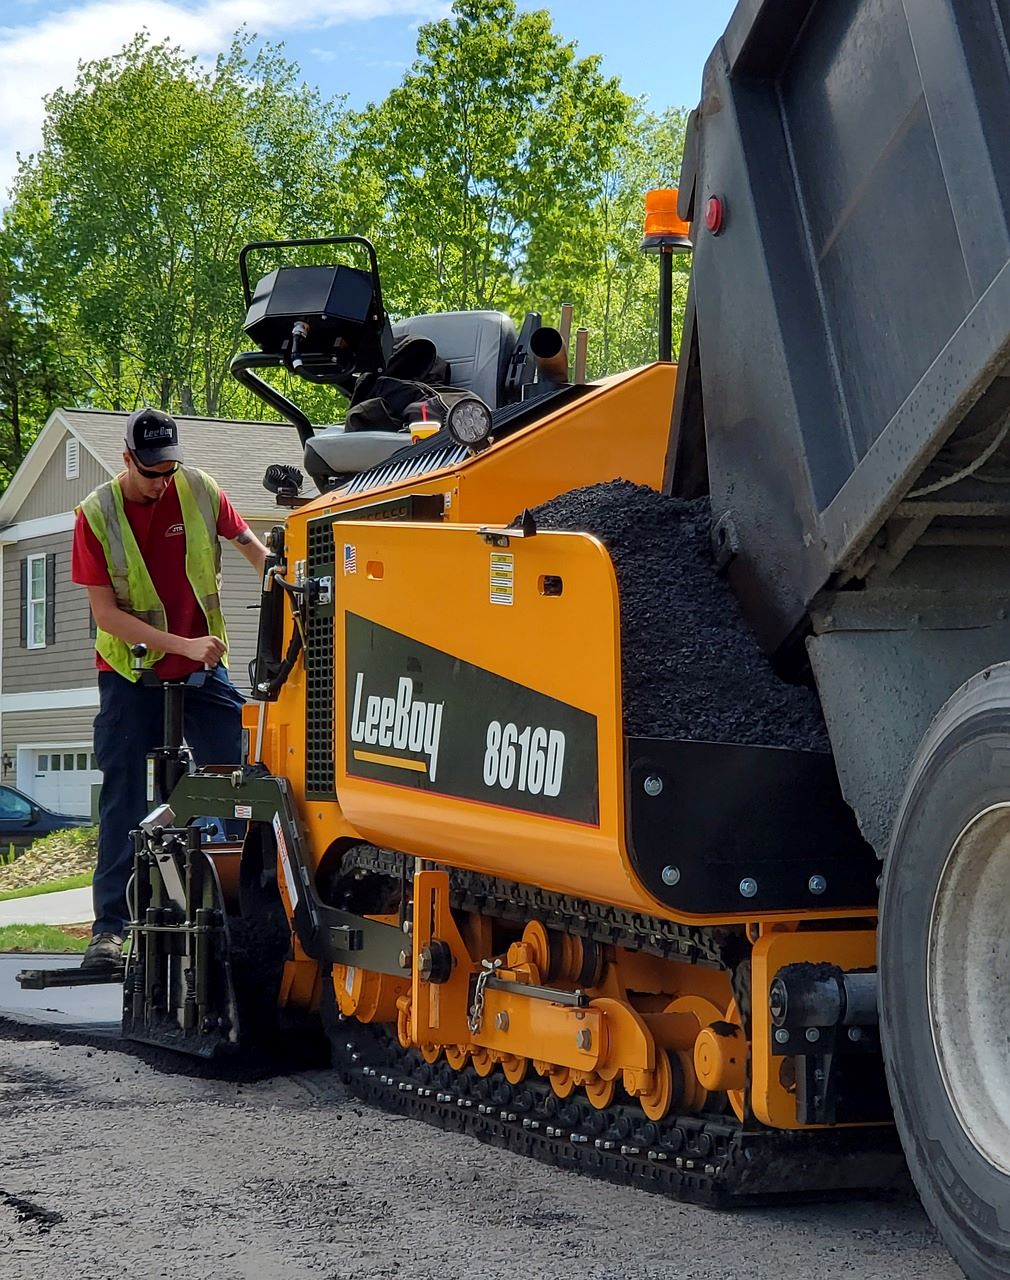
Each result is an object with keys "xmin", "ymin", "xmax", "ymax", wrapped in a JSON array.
[{"xmin": 343, "ymin": 543, "xmax": 357, "ymax": 574}]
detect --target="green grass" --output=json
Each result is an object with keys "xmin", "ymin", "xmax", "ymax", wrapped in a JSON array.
[
  {"xmin": 0, "ymin": 924, "xmax": 90, "ymax": 953},
  {"xmin": 0, "ymin": 871, "xmax": 93, "ymax": 902}
]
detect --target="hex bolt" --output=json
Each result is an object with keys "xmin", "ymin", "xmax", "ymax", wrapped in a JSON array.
[
  {"xmin": 805, "ymin": 1027, "xmax": 820, "ymax": 1043},
  {"xmin": 576, "ymin": 1029, "xmax": 592, "ymax": 1051},
  {"xmin": 808, "ymin": 874, "xmax": 827, "ymax": 895},
  {"xmin": 661, "ymin": 865, "xmax": 681, "ymax": 886},
  {"xmin": 643, "ymin": 775, "xmax": 664, "ymax": 797},
  {"xmin": 774, "ymin": 1028, "xmax": 790, "ymax": 1045},
  {"xmin": 495, "ymin": 1012, "xmax": 509, "ymax": 1032},
  {"xmin": 398, "ymin": 949, "xmax": 411, "ymax": 970},
  {"xmin": 739, "ymin": 877, "xmax": 758, "ymax": 899}
]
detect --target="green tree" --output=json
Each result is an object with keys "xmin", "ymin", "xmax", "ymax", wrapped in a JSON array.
[
  {"xmin": 354, "ymin": 0, "xmax": 633, "ymax": 319},
  {"xmin": 0, "ymin": 236, "xmax": 81, "ymax": 482},
  {"xmin": 530, "ymin": 106, "xmax": 691, "ymax": 377},
  {"xmin": 4, "ymin": 32, "xmax": 352, "ymax": 420}
]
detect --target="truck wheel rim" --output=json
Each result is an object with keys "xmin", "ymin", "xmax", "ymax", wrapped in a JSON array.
[{"xmin": 928, "ymin": 802, "xmax": 1010, "ymax": 1174}]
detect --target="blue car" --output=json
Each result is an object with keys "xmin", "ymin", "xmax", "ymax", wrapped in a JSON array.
[{"xmin": 0, "ymin": 784, "xmax": 91, "ymax": 851}]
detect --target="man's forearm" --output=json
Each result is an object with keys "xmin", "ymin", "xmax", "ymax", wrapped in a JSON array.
[
  {"xmin": 235, "ymin": 528, "xmax": 269, "ymax": 573},
  {"xmin": 94, "ymin": 605, "xmax": 194, "ymax": 657}
]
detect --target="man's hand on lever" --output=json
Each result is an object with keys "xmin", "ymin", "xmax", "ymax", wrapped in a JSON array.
[{"xmin": 180, "ymin": 635, "xmax": 226, "ymax": 666}]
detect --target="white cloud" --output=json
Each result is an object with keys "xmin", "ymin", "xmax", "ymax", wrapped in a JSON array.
[{"xmin": 0, "ymin": 0, "xmax": 446, "ymax": 200}]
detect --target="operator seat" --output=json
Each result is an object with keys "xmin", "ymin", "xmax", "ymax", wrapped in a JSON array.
[{"xmin": 303, "ymin": 310, "xmax": 517, "ymax": 487}]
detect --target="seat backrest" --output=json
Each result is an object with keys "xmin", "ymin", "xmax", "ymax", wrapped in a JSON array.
[{"xmin": 392, "ymin": 310, "xmax": 517, "ymax": 408}]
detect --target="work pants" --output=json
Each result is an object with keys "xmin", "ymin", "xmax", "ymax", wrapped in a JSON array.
[{"xmin": 91, "ymin": 666, "xmax": 244, "ymax": 937}]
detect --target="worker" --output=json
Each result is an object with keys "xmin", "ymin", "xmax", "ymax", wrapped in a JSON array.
[{"xmin": 71, "ymin": 408, "xmax": 268, "ymax": 968}]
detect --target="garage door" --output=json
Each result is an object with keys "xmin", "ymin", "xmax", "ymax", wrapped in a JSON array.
[{"xmin": 27, "ymin": 748, "xmax": 100, "ymax": 817}]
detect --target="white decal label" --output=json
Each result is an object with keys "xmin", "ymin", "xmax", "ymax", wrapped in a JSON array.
[
  {"xmin": 273, "ymin": 811, "xmax": 299, "ymax": 907},
  {"xmin": 482, "ymin": 722, "xmax": 566, "ymax": 797},
  {"xmin": 234, "ymin": 804, "xmax": 252, "ymax": 819},
  {"xmin": 349, "ymin": 672, "xmax": 444, "ymax": 780}
]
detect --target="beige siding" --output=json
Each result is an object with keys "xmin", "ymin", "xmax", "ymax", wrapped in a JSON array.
[
  {"xmin": 2, "ymin": 707, "xmax": 98, "ymax": 767},
  {"xmin": 14, "ymin": 436, "xmax": 108, "ymax": 522},
  {"xmin": 221, "ymin": 520, "xmax": 270, "ymax": 696},
  {"xmin": 3, "ymin": 707, "xmax": 99, "ymax": 814},
  {"xmin": 3, "ymin": 531, "xmax": 97, "ymax": 693}
]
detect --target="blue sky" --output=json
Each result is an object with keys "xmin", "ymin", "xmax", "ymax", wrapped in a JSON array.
[
  {"xmin": 287, "ymin": 2, "xmax": 736, "ymax": 112},
  {"xmin": 0, "ymin": 1, "xmax": 738, "ymax": 197}
]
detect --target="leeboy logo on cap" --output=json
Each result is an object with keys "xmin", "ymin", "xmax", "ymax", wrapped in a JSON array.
[
  {"xmin": 141, "ymin": 420, "xmax": 172, "ymax": 441},
  {"xmin": 126, "ymin": 407, "xmax": 183, "ymax": 465}
]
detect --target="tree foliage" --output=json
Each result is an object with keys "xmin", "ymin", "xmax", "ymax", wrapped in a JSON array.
[
  {"xmin": 567, "ymin": 107, "xmax": 692, "ymax": 376},
  {"xmin": 355, "ymin": 0, "xmax": 633, "ymax": 318},
  {"xmin": 0, "ymin": 3, "xmax": 691, "ymax": 479},
  {"xmin": 4, "ymin": 33, "xmax": 349, "ymax": 424},
  {"xmin": 0, "ymin": 238, "xmax": 81, "ymax": 484}
]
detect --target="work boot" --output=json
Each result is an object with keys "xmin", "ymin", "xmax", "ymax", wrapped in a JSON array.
[{"xmin": 81, "ymin": 932, "xmax": 124, "ymax": 968}]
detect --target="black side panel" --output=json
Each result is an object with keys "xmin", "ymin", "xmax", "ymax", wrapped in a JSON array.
[
  {"xmin": 344, "ymin": 614, "xmax": 600, "ymax": 825},
  {"xmin": 625, "ymin": 737, "xmax": 878, "ymax": 916}
]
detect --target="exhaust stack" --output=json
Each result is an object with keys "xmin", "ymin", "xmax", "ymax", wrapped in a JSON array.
[{"xmin": 529, "ymin": 327, "xmax": 569, "ymax": 384}]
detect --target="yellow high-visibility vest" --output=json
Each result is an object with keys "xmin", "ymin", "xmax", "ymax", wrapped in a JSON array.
[{"xmin": 79, "ymin": 467, "xmax": 227, "ymax": 682}]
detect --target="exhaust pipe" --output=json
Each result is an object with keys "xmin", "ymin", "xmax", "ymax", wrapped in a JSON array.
[
  {"xmin": 558, "ymin": 303, "xmax": 573, "ymax": 353},
  {"xmin": 530, "ymin": 327, "xmax": 569, "ymax": 383},
  {"xmin": 574, "ymin": 327, "xmax": 589, "ymax": 383}
]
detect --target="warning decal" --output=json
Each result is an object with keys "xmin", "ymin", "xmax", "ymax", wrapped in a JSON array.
[{"xmin": 490, "ymin": 551, "xmax": 514, "ymax": 606}]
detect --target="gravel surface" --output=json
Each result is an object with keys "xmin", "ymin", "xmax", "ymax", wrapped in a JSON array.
[
  {"xmin": 0, "ymin": 1030, "xmax": 961, "ymax": 1280},
  {"xmin": 532, "ymin": 483, "xmax": 829, "ymax": 751}
]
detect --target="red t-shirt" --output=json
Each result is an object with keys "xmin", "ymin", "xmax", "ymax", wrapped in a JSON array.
[{"xmin": 72, "ymin": 476, "xmax": 247, "ymax": 679}]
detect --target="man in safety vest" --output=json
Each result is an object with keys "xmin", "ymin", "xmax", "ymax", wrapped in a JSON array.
[{"xmin": 71, "ymin": 408, "xmax": 268, "ymax": 967}]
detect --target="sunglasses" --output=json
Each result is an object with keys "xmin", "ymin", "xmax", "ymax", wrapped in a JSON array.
[{"xmin": 130, "ymin": 452, "xmax": 179, "ymax": 480}]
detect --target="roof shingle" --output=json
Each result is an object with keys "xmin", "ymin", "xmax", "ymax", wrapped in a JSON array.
[{"xmin": 60, "ymin": 408, "xmax": 310, "ymax": 519}]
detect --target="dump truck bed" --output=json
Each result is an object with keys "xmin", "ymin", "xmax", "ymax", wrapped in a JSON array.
[{"xmin": 676, "ymin": 0, "xmax": 1010, "ymax": 651}]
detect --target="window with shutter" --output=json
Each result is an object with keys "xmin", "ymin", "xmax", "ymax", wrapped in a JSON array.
[
  {"xmin": 25, "ymin": 554, "xmax": 47, "ymax": 648},
  {"xmin": 24, "ymin": 553, "xmax": 54, "ymax": 649}
]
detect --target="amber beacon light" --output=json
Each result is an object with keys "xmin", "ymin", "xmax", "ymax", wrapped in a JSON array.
[{"xmin": 640, "ymin": 188, "xmax": 693, "ymax": 361}]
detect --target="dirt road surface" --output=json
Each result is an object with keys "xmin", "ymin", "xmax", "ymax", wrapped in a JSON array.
[{"xmin": 0, "ymin": 1027, "xmax": 963, "ymax": 1280}]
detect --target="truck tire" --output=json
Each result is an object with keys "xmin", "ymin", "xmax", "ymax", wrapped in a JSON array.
[{"xmin": 881, "ymin": 663, "xmax": 1010, "ymax": 1279}]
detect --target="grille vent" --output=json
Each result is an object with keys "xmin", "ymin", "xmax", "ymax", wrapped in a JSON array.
[{"xmin": 303, "ymin": 494, "xmax": 444, "ymax": 797}]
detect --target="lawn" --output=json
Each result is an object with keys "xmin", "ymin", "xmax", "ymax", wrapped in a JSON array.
[
  {"xmin": 0, "ymin": 871, "xmax": 93, "ymax": 902},
  {"xmin": 0, "ymin": 923, "xmax": 90, "ymax": 952}
]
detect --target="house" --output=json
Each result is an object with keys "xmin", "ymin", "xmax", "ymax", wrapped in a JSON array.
[{"xmin": 0, "ymin": 408, "xmax": 308, "ymax": 815}]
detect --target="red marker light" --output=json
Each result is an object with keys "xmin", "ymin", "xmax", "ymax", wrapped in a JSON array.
[{"xmin": 705, "ymin": 196, "xmax": 724, "ymax": 234}]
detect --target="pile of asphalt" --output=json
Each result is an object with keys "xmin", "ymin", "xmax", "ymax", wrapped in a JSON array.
[{"xmin": 531, "ymin": 482, "xmax": 829, "ymax": 752}]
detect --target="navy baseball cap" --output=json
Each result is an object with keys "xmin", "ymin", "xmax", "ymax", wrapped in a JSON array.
[{"xmin": 125, "ymin": 408, "xmax": 184, "ymax": 466}]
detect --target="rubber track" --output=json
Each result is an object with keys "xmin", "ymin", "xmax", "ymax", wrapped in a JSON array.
[
  {"xmin": 328, "ymin": 849, "xmax": 906, "ymax": 1202},
  {"xmin": 330, "ymin": 1017, "xmax": 905, "ymax": 1206}
]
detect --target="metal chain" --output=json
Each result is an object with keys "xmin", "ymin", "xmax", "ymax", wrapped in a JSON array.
[
  {"xmin": 338, "ymin": 845, "xmax": 727, "ymax": 973},
  {"xmin": 467, "ymin": 957, "xmax": 502, "ymax": 1033}
]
